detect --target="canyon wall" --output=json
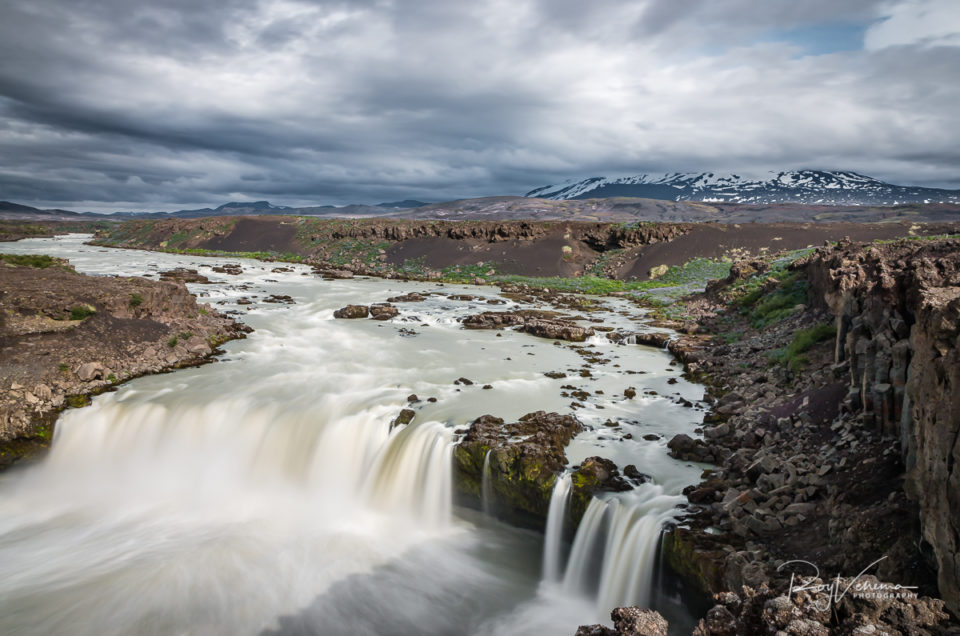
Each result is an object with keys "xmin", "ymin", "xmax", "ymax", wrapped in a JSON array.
[{"xmin": 806, "ymin": 238, "xmax": 960, "ymax": 613}]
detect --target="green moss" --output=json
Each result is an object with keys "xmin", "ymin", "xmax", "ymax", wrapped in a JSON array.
[
  {"xmin": 167, "ymin": 336, "xmax": 178, "ymax": 348},
  {"xmin": 66, "ymin": 394, "xmax": 90, "ymax": 409},
  {"xmin": 771, "ymin": 322, "xmax": 837, "ymax": 371},
  {"xmin": 0, "ymin": 253, "xmax": 57, "ymax": 268},
  {"xmin": 69, "ymin": 305, "xmax": 96, "ymax": 320},
  {"xmin": 129, "ymin": 293, "xmax": 144, "ymax": 308},
  {"xmin": 737, "ymin": 270, "xmax": 809, "ymax": 328},
  {"xmin": 662, "ymin": 527, "xmax": 726, "ymax": 597}
]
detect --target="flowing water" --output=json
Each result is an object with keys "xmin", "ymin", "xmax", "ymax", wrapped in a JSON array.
[{"xmin": 0, "ymin": 235, "xmax": 707, "ymax": 635}]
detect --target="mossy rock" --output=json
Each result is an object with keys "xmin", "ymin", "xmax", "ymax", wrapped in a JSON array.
[{"xmin": 661, "ymin": 525, "xmax": 727, "ymax": 597}]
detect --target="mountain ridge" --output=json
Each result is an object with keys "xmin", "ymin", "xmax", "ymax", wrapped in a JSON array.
[{"xmin": 525, "ymin": 170, "xmax": 960, "ymax": 206}]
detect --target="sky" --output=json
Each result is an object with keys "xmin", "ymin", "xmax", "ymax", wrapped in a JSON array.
[{"xmin": 1, "ymin": 0, "xmax": 959, "ymax": 212}]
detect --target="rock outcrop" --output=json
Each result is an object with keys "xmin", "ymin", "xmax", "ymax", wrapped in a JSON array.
[
  {"xmin": 804, "ymin": 238, "xmax": 960, "ymax": 614},
  {"xmin": 462, "ymin": 310, "xmax": 595, "ymax": 342},
  {"xmin": 333, "ymin": 304, "xmax": 369, "ymax": 319},
  {"xmin": 453, "ymin": 411, "xmax": 584, "ymax": 530},
  {"xmin": 576, "ymin": 607, "xmax": 669, "ymax": 636},
  {"xmin": 692, "ymin": 579, "xmax": 948, "ymax": 636},
  {"xmin": 0, "ymin": 256, "xmax": 247, "ymax": 469}
]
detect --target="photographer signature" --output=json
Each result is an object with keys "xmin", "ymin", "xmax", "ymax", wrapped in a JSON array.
[{"xmin": 777, "ymin": 556, "xmax": 918, "ymax": 611}]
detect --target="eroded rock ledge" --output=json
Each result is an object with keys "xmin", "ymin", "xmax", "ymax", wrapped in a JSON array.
[
  {"xmin": 0, "ymin": 255, "xmax": 248, "ymax": 468},
  {"xmin": 653, "ymin": 237, "xmax": 960, "ymax": 632}
]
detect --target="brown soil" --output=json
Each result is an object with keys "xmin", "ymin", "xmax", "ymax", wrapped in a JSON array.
[
  {"xmin": 385, "ymin": 233, "xmax": 597, "ymax": 276},
  {"xmin": 202, "ymin": 217, "xmax": 300, "ymax": 253},
  {"xmin": 620, "ymin": 221, "xmax": 950, "ymax": 279}
]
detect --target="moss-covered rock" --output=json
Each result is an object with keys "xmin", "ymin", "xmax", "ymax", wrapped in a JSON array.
[
  {"xmin": 453, "ymin": 411, "xmax": 583, "ymax": 530},
  {"xmin": 661, "ymin": 524, "xmax": 727, "ymax": 598},
  {"xmin": 568, "ymin": 456, "xmax": 632, "ymax": 526}
]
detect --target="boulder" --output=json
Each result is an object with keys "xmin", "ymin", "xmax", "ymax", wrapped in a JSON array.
[
  {"xmin": 369, "ymin": 304, "xmax": 399, "ymax": 320},
  {"xmin": 577, "ymin": 607, "xmax": 668, "ymax": 636},
  {"xmin": 76, "ymin": 362, "xmax": 106, "ymax": 382},
  {"xmin": 333, "ymin": 305, "xmax": 369, "ymax": 319},
  {"xmin": 318, "ymin": 269, "xmax": 354, "ymax": 279},
  {"xmin": 522, "ymin": 319, "xmax": 594, "ymax": 342}
]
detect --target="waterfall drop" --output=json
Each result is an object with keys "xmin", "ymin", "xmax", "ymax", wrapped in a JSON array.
[
  {"xmin": 481, "ymin": 450, "xmax": 495, "ymax": 516},
  {"xmin": 542, "ymin": 473, "xmax": 573, "ymax": 583},
  {"xmin": 560, "ymin": 484, "xmax": 683, "ymax": 613}
]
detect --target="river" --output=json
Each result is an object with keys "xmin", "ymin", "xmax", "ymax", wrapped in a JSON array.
[{"xmin": 0, "ymin": 235, "xmax": 706, "ymax": 635}]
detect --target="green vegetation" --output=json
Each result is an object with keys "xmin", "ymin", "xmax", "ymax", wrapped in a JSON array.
[
  {"xmin": 771, "ymin": 323, "xmax": 837, "ymax": 371},
  {"xmin": 874, "ymin": 233, "xmax": 960, "ymax": 244},
  {"xmin": 58, "ymin": 363, "xmax": 69, "ymax": 373},
  {"xmin": 735, "ymin": 270, "xmax": 808, "ymax": 328},
  {"xmin": 167, "ymin": 336, "xmax": 179, "ymax": 348},
  {"xmin": 0, "ymin": 253, "xmax": 57, "ymax": 268},
  {"xmin": 129, "ymin": 293, "xmax": 144, "ymax": 308},
  {"xmin": 69, "ymin": 305, "xmax": 96, "ymax": 320},
  {"xmin": 178, "ymin": 331, "xmax": 193, "ymax": 341},
  {"xmin": 107, "ymin": 373, "xmax": 117, "ymax": 383},
  {"xmin": 66, "ymin": 395, "xmax": 90, "ymax": 409}
]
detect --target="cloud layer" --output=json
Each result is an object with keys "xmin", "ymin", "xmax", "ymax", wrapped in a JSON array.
[{"xmin": 0, "ymin": 0, "xmax": 958, "ymax": 211}]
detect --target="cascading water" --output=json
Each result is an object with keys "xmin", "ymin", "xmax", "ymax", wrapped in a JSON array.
[
  {"xmin": 559, "ymin": 484, "xmax": 685, "ymax": 613},
  {"xmin": 363, "ymin": 421, "xmax": 454, "ymax": 527},
  {"xmin": 542, "ymin": 473, "xmax": 572, "ymax": 583},
  {"xmin": 481, "ymin": 449, "xmax": 495, "ymax": 516}
]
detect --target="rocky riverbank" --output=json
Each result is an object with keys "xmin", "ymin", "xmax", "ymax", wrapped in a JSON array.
[
  {"xmin": 0, "ymin": 253, "xmax": 249, "ymax": 469},
  {"xmin": 637, "ymin": 237, "xmax": 960, "ymax": 634}
]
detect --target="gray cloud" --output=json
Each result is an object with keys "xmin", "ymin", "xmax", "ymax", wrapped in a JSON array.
[{"xmin": 0, "ymin": 0, "xmax": 958, "ymax": 212}]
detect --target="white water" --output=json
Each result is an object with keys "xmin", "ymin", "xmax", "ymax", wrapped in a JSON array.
[
  {"xmin": 481, "ymin": 449, "xmax": 495, "ymax": 516},
  {"xmin": 0, "ymin": 235, "xmax": 708, "ymax": 634},
  {"xmin": 562, "ymin": 485, "xmax": 684, "ymax": 612},
  {"xmin": 542, "ymin": 473, "xmax": 573, "ymax": 583}
]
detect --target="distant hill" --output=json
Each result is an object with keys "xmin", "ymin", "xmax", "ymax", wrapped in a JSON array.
[
  {"xmin": 376, "ymin": 200, "xmax": 428, "ymax": 208},
  {"xmin": 526, "ymin": 170, "xmax": 960, "ymax": 206}
]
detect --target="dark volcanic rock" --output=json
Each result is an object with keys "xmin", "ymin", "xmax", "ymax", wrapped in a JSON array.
[
  {"xmin": 453, "ymin": 411, "xmax": 583, "ymax": 530},
  {"xmin": 667, "ymin": 433, "xmax": 715, "ymax": 462},
  {"xmin": 333, "ymin": 304, "xmax": 369, "ymax": 319},
  {"xmin": 387, "ymin": 292, "xmax": 426, "ymax": 302},
  {"xmin": 390, "ymin": 408, "xmax": 415, "ymax": 430},
  {"xmin": 692, "ymin": 580, "xmax": 948, "ymax": 636},
  {"xmin": 461, "ymin": 311, "xmax": 527, "ymax": 329},
  {"xmin": 522, "ymin": 318, "xmax": 594, "ymax": 342},
  {"xmin": 369, "ymin": 303, "xmax": 399, "ymax": 320},
  {"xmin": 317, "ymin": 268, "xmax": 354, "ymax": 279},
  {"xmin": 159, "ymin": 268, "xmax": 211, "ymax": 284},
  {"xmin": 569, "ymin": 456, "xmax": 633, "ymax": 523},
  {"xmin": 576, "ymin": 607, "xmax": 668, "ymax": 636}
]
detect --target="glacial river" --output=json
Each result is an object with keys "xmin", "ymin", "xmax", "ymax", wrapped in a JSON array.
[{"xmin": 0, "ymin": 235, "xmax": 706, "ymax": 635}]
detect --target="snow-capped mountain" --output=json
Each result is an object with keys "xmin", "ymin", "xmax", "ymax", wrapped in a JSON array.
[{"xmin": 525, "ymin": 171, "xmax": 960, "ymax": 205}]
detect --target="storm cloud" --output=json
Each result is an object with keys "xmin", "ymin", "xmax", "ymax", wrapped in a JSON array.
[{"xmin": 0, "ymin": 0, "xmax": 958, "ymax": 211}]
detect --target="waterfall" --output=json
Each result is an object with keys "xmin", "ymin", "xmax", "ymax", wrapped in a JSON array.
[
  {"xmin": 39, "ymin": 395, "xmax": 454, "ymax": 527},
  {"xmin": 542, "ymin": 473, "xmax": 572, "ymax": 583},
  {"xmin": 363, "ymin": 421, "xmax": 454, "ymax": 527},
  {"xmin": 481, "ymin": 450, "xmax": 495, "ymax": 516},
  {"xmin": 560, "ymin": 484, "xmax": 683, "ymax": 613}
]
